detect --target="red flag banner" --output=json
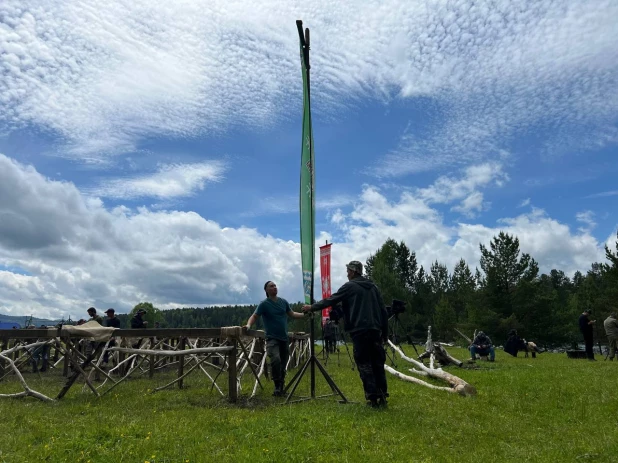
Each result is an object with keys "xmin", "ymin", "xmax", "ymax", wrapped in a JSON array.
[{"xmin": 319, "ymin": 243, "xmax": 332, "ymax": 326}]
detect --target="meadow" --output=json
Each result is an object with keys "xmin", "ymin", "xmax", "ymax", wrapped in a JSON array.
[{"xmin": 0, "ymin": 346, "xmax": 616, "ymax": 463}]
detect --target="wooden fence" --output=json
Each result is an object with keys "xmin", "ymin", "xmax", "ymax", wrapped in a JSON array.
[{"xmin": 0, "ymin": 328, "xmax": 310, "ymax": 403}]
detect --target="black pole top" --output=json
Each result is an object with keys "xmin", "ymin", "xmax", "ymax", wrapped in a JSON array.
[{"xmin": 296, "ymin": 20, "xmax": 310, "ymax": 70}]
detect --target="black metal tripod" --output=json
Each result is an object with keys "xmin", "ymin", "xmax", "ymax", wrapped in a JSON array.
[
  {"xmin": 323, "ymin": 321, "xmax": 355, "ymax": 370},
  {"xmin": 386, "ymin": 313, "xmax": 424, "ymax": 367},
  {"xmin": 284, "ymin": 312, "xmax": 348, "ymax": 403}
]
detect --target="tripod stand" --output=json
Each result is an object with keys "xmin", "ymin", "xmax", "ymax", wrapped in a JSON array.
[
  {"xmin": 284, "ymin": 312, "xmax": 348, "ymax": 404},
  {"xmin": 385, "ymin": 313, "xmax": 404, "ymax": 367},
  {"xmin": 323, "ymin": 321, "xmax": 355, "ymax": 370},
  {"xmin": 385, "ymin": 313, "xmax": 424, "ymax": 367}
]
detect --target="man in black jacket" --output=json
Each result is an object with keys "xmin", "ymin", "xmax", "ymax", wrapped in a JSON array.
[
  {"xmin": 579, "ymin": 309, "xmax": 596, "ymax": 361},
  {"xmin": 131, "ymin": 309, "xmax": 148, "ymax": 329},
  {"xmin": 303, "ymin": 260, "xmax": 389, "ymax": 407}
]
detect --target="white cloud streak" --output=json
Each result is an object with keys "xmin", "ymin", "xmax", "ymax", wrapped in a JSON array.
[
  {"xmin": 0, "ymin": 0, "xmax": 615, "ymax": 166},
  {"xmin": 576, "ymin": 210, "xmax": 597, "ymax": 233},
  {"xmin": 87, "ymin": 161, "xmax": 226, "ymax": 200},
  {"xmin": 585, "ymin": 190, "xmax": 618, "ymax": 199}
]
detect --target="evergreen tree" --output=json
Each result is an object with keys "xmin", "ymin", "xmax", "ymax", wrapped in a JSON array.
[{"xmin": 479, "ymin": 232, "xmax": 536, "ymax": 316}]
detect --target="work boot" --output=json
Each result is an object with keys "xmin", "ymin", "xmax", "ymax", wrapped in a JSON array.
[
  {"xmin": 367, "ymin": 399, "xmax": 379, "ymax": 408},
  {"xmin": 272, "ymin": 381, "xmax": 283, "ymax": 397}
]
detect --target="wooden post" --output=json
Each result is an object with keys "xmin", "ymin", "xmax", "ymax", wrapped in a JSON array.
[
  {"xmin": 62, "ymin": 338, "xmax": 70, "ymax": 377},
  {"xmin": 177, "ymin": 337, "xmax": 186, "ymax": 389},
  {"xmin": 118, "ymin": 350, "xmax": 126, "ymax": 376},
  {"xmin": 228, "ymin": 338, "xmax": 238, "ymax": 403}
]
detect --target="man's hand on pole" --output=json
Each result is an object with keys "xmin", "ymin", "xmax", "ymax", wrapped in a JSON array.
[{"xmin": 302, "ymin": 305, "xmax": 312, "ymax": 312}]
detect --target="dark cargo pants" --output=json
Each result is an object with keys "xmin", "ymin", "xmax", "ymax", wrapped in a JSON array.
[
  {"xmin": 352, "ymin": 330, "xmax": 388, "ymax": 401},
  {"xmin": 266, "ymin": 338, "xmax": 289, "ymax": 384}
]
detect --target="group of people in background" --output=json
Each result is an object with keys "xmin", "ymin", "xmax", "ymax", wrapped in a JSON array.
[
  {"xmin": 79, "ymin": 306, "xmax": 147, "ymax": 329},
  {"xmin": 27, "ymin": 307, "xmax": 149, "ymax": 373},
  {"xmin": 579, "ymin": 309, "xmax": 618, "ymax": 361},
  {"xmin": 467, "ymin": 309, "xmax": 618, "ymax": 363}
]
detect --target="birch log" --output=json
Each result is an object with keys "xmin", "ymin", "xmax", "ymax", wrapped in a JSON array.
[
  {"xmin": 384, "ymin": 365, "xmax": 457, "ymax": 394},
  {"xmin": 0, "ymin": 349, "xmax": 55, "ymax": 402},
  {"xmin": 387, "ymin": 340, "xmax": 476, "ymax": 396}
]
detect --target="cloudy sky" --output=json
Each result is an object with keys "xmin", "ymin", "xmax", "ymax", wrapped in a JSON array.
[{"xmin": 1, "ymin": 0, "xmax": 617, "ymax": 320}]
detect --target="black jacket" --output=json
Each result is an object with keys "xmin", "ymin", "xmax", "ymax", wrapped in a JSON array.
[
  {"xmin": 130, "ymin": 315, "xmax": 147, "ymax": 329},
  {"xmin": 105, "ymin": 317, "xmax": 121, "ymax": 329},
  {"xmin": 472, "ymin": 333, "xmax": 493, "ymax": 348},
  {"xmin": 310, "ymin": 276, "xmax": 388, "ymax": 339},
  {"xmin": 504, "ymin": 334, "xmax": 524, "ymax": 357}
]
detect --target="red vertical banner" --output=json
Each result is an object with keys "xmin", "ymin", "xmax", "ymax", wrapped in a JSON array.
[{"xmin": 319, "ymin": 243, "xmax": 332, "ymax": 326}]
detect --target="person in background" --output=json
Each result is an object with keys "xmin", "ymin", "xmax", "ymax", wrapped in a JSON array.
[
  {"xmin": 131, "ymin": 309, "xmax": 148, "ymax": 329},
  {"xmin": 579, "ymin": 309, "xmax": 596, "ymax": 361},
  {"xmin": 104, "ymin": 308, "xmax": 120, "ymax": 328},
  {"xmin": 87, "ymin": 307, "xmax": 103, "ymax": 325},
  {"xmin": 469, "ymin": 331, "xmax": 495, "ymax": 362},
  {"xmin": 603, "ymin": 311, "xmax": 618, "ymax": 361}
]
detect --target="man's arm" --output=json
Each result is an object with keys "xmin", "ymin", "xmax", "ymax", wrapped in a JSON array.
[
  {"xmin": 246, "ymin": 313, "xmax": 259, "ymax": 330},
  {"xmin": 302, "ymin": 283, "xmax": 351, "ymax": 312},
  {"xmin": 285, "ymin": 300, "xmax": 305, "ymax": 319},
  {"xmin": 288, "ymin": 311, "xmax": 305, "ymax": 319}
]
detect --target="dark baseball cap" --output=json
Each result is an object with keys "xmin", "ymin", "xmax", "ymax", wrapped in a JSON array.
[{"xmin": 105, "ymin": 308, "xmax": 115, "ymax": 314}]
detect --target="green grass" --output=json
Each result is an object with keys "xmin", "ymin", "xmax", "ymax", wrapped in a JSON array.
[{"xmin": 0, "ymin": 348, "xmax": 617, "ymax": 462}]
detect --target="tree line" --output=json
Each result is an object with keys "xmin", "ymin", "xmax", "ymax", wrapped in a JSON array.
[{"xmin": 365, "ymin": 231, "xmax": 618, "ymax": 346}]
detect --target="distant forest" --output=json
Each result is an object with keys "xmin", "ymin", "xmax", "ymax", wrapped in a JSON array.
[
  {"xmin": 3, "ymin": 231, "xmax": 616, "ymax": 347},
  {"xmin": 364, "ymin": 231, "xmax": 618, "ymax": 347}
]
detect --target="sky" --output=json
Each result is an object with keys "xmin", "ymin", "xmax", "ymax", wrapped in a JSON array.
[{"xmin": 0, "ymin": 0, "xmax": 617, "ymax": 321}]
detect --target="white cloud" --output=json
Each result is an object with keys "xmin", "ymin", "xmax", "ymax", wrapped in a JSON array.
[
  {"xmin": 452, "ymin": 191, "xmax": 486, "ymax": 218},
  {"xmin": 0, "ymin": 153, "xmax": 612, "ymax": 319},
  {"xmin": 416, "ymin": 162, "xmax": 506, "ymax": 216},
  {"xmin": 0, "ymin": 153, "xmax": 303, "ymax": 318},
  {"xmin": 326, "ymin": 193, "xmax": 606, "ymax": 291},
  {"xmin": 519, "ymin": 198, "xmax": 531, "ymax": 208},
  {"xmin": 585, "ymin": 190, "xmax": 618, "ymax": 199},
  {"xmin": 576, "ymin": 210, "xmax": 597, "ymax": 233},
  {"xmin": 1, "ymin": 0, "xmax": 616, "ymax": 165},
  {"xmin": 87, "ymin": 161, "xmax": 226, "ymax": 200}
]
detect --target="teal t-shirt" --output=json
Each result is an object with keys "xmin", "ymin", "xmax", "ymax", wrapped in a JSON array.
[{"xmin": 255, "ymin": 297, "xmax": 291, "ymax": 341}]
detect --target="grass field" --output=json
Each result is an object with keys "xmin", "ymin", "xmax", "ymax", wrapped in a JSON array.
[{"xmin": 0, "ymin": 346, "xmax": 616, "ymax": 463}]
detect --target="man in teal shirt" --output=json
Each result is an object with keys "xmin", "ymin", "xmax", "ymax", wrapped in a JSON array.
[{"xmin": 246, "ymin": 281, "xmax": 305, "ymax": 396}]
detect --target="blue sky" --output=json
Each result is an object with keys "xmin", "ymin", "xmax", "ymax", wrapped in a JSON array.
[{"xmin": 0, "ymin": 0, "xmax": 617, "ymax": 320}]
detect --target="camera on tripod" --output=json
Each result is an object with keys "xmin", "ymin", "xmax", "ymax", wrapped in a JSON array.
[
  {"xmin": 329, "ymin": 303, "xmax": 344, "ymax": 324},
  {"xmin": 386, "ymin": 299, "xmax": 406, "ymax": 318}
]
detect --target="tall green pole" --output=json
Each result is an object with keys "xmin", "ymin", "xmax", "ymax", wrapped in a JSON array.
[{"xmin": 297, "ymin": 20, "xmax": 315, "ymax": 396}]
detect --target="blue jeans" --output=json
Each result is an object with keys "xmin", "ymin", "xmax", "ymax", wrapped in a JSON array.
[{"xmin": 470, "ymin": 345, "xmax": 495, "ymax": 361}]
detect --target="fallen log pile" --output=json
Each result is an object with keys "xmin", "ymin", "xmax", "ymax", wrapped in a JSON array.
[{"xmin": 385, "ymin": 327, "xmax": 476, "ymax": 397}]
